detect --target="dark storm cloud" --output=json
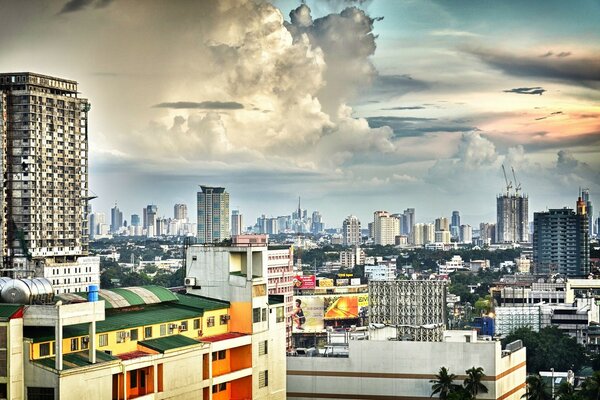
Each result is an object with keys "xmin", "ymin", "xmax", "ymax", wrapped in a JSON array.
[
  {"xmin": 503, "ymin": 87, "xmax": 546, "ymax": 95},
  {"xmin": 468, "ymin": 47, "xmax": 600, "ymax": 87},
  {"xmin": 540, "ymin": 51, "xmax": 572, "ymax": 58},
  {"xmin": 534, "ymin": 111, "xmax": 563, "ymax": 121},
  {"xmin": 59, "ymin": 0, "xmax": 112, "ymax": 14},
  {"xmin": 367, "ymin": 74, "xmax": 430, "ymax": 98},
  {"xmin": 366, "ymin": 116, "xmax": 477, "ymax": 137},
  {"xmin": 153, "ymin": 101, "xmax": 244, "ymax": 110},
  {"xmin": 381, "ymin": 106, "xmax": 426, "ymax": 110}
]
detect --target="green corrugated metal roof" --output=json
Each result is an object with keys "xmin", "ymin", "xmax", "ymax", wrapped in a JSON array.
[
  {"xmin": 0, "ymin": 304, "xmax": 21, "ymax": 321},
  {"xmin": 25, "ymin": 303, "xmax": 204, "ymax": 343},
  {"xmin": 57, "ymin": 285, "xmax": 179, "ymax": 309},
  {"xmin": 33, "ymin": 350, "xmax": 118, "ymax": 371},
  {"xmin": 139, "ymin": 335, "xmax": 201, "ymax": 353},
  {"xmin": 174, "ymin": 293, "xmax": 229, "ymax": 312}
]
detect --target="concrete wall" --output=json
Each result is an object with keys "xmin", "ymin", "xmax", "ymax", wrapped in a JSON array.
[{"xmin": 287, "ymin": 340, "xmax": 526, "ymax": 400}]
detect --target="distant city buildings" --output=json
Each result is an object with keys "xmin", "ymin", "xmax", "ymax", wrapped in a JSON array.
[
  {"xmin": 197, "ymin": 186, "xmax": 230, "ymax": 244},
  {"xmin": 399, "ymin": 208, "xmax": 415, "ymax": 236},
  {"xmin": 173, "ymin": 203, "xmax": 187, "ymax": 221},
  {"xmin": 459, "ymin": 224, "xmax": 472, "ymax": 244},
  {"xmin": 533, "ymin": 195, "xmax": 590, "ymax": 277},
  {"xmin": 143, "ymin": 204, "xmax": 158, "ymax": 236},
  {"xmin": 450, "ymin": 210, "xmax": 460, "ymax": 239},
  {"xmin": 411, "ymin": 223, "xmax": 434, "ymax": 245},
  {"xmin": 582, "ymin": 188, "xmax": 594, "ymax": 237},
  {"xmin": 110, "ymin": 203, "xmax": 123, "ymax": 234},
  {"xmin": 342, "ymin": 215, "xmax": 361, "ymax": 246}
]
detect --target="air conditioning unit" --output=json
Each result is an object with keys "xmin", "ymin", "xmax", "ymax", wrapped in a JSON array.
[
  {"xmin": 184, "ymin": 277, "xmax": 196, "ymax": 286},
  {"xmin": 168, "ymin": 323, "xmax": 178, "ymax": 330},
  {"xmin": 178, "ymin": 325, "xmax": 187, "ymax": 331}
]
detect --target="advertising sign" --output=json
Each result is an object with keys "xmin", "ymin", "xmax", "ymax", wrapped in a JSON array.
[
  {"xmin": 318, "ymin": 278, "xmax": 334, "ymax": 287},
  {"xmin": 292, "ymin": 293, "xmax": 369, "ymax": 333},
  {"xmin": 336, "ymin": 278, "xmax": 349, "ymax": 286},
  {"xmin": 350, "ymin": 278, "xmax": 361, "ymax": 286},
  {"xmin": 293, "ymin": 275, "xmax": 316, "ymax": 289}
]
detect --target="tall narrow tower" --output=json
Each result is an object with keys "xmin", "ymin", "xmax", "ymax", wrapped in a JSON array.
[
  {"xmin": 0, "ymin": 72, "xmax": 99, "ymax": 292},
  {"xmin": 197, "ymin": 186, "xmax": 230, "ymax": 244}
]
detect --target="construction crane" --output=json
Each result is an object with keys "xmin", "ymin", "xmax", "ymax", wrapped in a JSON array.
[
  {"xmin": 512, "ymin": 166, "xmax": 522, "ymax": 196},
  {"xmin": 502, "ymin": 164, "xmax": 512, "ymax": 196}
]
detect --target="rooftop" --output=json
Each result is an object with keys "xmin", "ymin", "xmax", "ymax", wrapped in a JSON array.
[
  {"xmin": 34, "ymin": 350, "xmax": 118, "ymax": 371},
  {"xmin": 139, "ymin": 334, "xmax": 202, "ymax": 353},
  {"xmin": 57, "ymin": 285, "xmax": 179, "ymax": 309}
]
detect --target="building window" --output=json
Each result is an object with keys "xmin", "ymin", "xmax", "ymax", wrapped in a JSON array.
[
  {"xmin": 129, "ymin": 371, "xmax": 137, "ymax": 389},
  {"xmin": 220, "ymin": 314, "xmax": 229, "ymax": 325},
  {"xmin": 218, "ymin": 350, "xmax": 226, "ymax": 360},
  {"xmin": 81, "ymin": 337, "xmax": 89, "ymax": 350},
  {"xmin": 160, "ymin": 324, "xmax": 167, "ymax": 336},
  {"xmin": 276, "ymin": 307, "xmax": 285, "ymax": 323},
  {"xmin": 39, "ymin": 343, "xmax": 51, "ymax": 357},
  {"xmin": 70, "ymin": 338, "xmax": 78, "ymax": 351},
  {"xmin": 212, "ymin": 383, "xmax": 227, "ymax": 393},
  {"xmin": 130, "ymin": 329, "xmax": 138, "ymax": 341},
  {"xmin": 99, "ymin": 334, "xmax": 108, "ymax": 347},
  {"xmin": 253, "ymin": 308, "xmax": 261, "ymax": 323},
  {"xmin": 207, "ymin": 317, "xmax": 215, "ymax": 327},
  {"xmin": 259, "ymin": 370, "xmax": 269, "ymax": 388},
  {"xmin": 193, "ymin": 319, "xmax": 200, "ymax": 330},
  {"xmin": 261, "ymin": 308, "xmax": 267, "ymax": 322},
  {"xmin": 144, "ymin": 327, "xmax": 152, "ymax": 339},
  {"xmin": 180, "ymin": 321, "xmax": 188, "ymax": 331},
  {"xmin": 259, "ymin": 340, "xmax": 268, "ymax": 356}
]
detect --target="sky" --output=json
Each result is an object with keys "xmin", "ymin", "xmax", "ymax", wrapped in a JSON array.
[{"xmin": 1, "ymin": 0, "xmax": 599, "ymax": 228}]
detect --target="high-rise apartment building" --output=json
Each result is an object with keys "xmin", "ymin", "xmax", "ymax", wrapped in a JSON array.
[
  {"xmin": 342, "ymin": 215, "xmax": 361, "ymax": 246},
  {"xmin": 130, "ymin": 214, "xmax": 140, "ymax": 227},
  {"xmin": 533, "ymin": 197, "xmax": 589, "ymax": 277},
  {"xmin": 497, "ymin": 194, "xmax": 528, "ymax": 243},
  {"xmin": 434, "ymin": 217, "xmax": 450, "ymax": 232},
  {"xmin": 0, "ymin": 72, "xmax": 99, "ymax": 293},
  {"xmin": 197, "ymin": 185, "xmax": 230, "ymax": 244},
  {"xmin": 143, "ymin": 204, "xmax": 158, "ymax": 231},
  {"xmin": 231, "ymin": 209, "xmax": 243, "ymax": 236},
  {"xmin": 373, "ymin": 211, "xmax": 400, "ymax": 246},
  {"xmin": 459, "ymin": 224, "xmax": 472, "ymax": 244},
  {"xmin": 174, "ymin": 203, "xmax": 187, "ymax": 221},
  {"xmin": 411, "ymin": 223, "xmax": 435, "ymax": 245},
  {"xmin": 479, "ymin": 222, "xmax": 496, "ymax": 245},
  {"xmin": 311, "ymin": 211, "xmax": 324, "ymax": 234}
]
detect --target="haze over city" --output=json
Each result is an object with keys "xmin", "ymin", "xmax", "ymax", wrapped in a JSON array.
[{"xmin": 1, "ymin": 0, "xmax": 598, "ymax": 225}]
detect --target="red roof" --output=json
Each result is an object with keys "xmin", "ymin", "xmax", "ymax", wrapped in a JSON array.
[
  {"xmin": 117, "ymin": 351, "xmax": 152, "ymax": 360},
  {"xmin": 201, "ymin": 332, "xmax": 247, "ymax": 342}
]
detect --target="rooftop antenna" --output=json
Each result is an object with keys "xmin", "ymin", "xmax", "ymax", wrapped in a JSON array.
[
  {"xmin": 512, "ymin": 166, "xmax": 521, "ymax": 196},
  {"xmin": 502, "ymin": 165, "xmax": 513, "ymax": 196}
]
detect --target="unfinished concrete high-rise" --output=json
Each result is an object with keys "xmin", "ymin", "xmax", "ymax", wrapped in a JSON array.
[{"xmin": 0, "ymin": 72, "xmax": 99, "ymax": 294}]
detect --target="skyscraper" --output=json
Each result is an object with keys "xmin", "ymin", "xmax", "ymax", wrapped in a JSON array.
[
  {"xmin": 197, "ymin": 185, "xmax": 230, "ymax": 244},
  {"xmin": 459, "ymin": 224, "xmax": 472, "ymax": 244},
  {"xmin": 143, "ymin": 204, "xmax": 158, "ymax": 233},
  {"xmin": 311, "ymin": 211, "xmax": 324, "ymax": 234},
  {"xmin": 174, "ymin": 203, "xmax": 187, "ymax": 221},
  {"xmin": 342, "ymin": 215, "xmax": 361, "ymax": 246},
  {"xmin": 130, "ymin": 214, "xmax": 140, "ymax": 227},
  {"xmin": 450, "ymin": 211, "xmax": 460, "ymax": 239},
  {"xmin": 533, "ymin": 198, "xmax": 589, "ymax": 277},
  {"xmin": 0, "ymin": 72, "xmax": 99, "ymax": 292},
  {"xmin": 581, "ymin": 188, "xmax": 594, "ymax": 236},
  {"xmin": 231, "ymin": 209, "xmax": 243, "ymax": 236},
  {"xmin": 110, "ymin": 203, "xmax": 123, "ymax": 234}
]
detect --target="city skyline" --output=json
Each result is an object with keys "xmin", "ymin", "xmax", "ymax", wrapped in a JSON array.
[{"xmin": 2, "ymin": 1, "xmax": 598, "ymax": 226}]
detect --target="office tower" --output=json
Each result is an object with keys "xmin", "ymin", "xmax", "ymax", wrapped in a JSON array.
[
  {"xmin": 311, "ymin": 211, "xmax": 324, "ymax": 234},
  {"xmin": 373, "ymin": 211, "xmax": 400, "ymax": 246},
  {"xmin": 0, "ymin": 72, "xmax": 100, "ymax": 292},
  {"xmin": 143, "ymin": 204, "xmax": 158, "ymax": 230},
  {"xmin": 174, "ymin": 203, "xmax": 187, "ymax": 221},
  {"xmin": 479, "ymin": 222, "xmax": 496, "ymax": 245},
  {"xmin": 231, "ymin": 209, "xmax": 243, "ymax": 236},
  {"xmin": 434, "ymin": 217, "xmax": 449, "ymax": 232},
  {"xmin": 533, "ymin": 197, "xmax": 589, "ymax": 277},
  {"xmin": 130, "ymin": 214, "xmax": 140, "ymax": 227},
  {"xmin": 410, "ymin": 223, "xmax": 435, "ymax": 245},
  {"xmin": 581, "ymin": 189, "xmax": 594, "ymax": 236},
  {"xmin": 197, "ymin": 185, "xmax": 230, "ymax": 244},
  {"xmin": 342, "ymin": 215, "xmax": 361, "ymax": 246},
  {"xmin": 459, "ymin": 224, "xmax": 472, "ymax": 244},
  {"xmin": 266, "ymin": 217, "xmax": 279, "ymax": 235},
  {"xmin": 399, "ymin": 208, "xmax": 415, "ymax": 236},
  {"xmin": 110, "ymin": 203, "xmax": 123, "ymax": 234},
  {"xmin": 277, "ymin": 216, "xmax": 290, "ymax": 233},
  {"xmin": 450, "ymin": 211, "xmax": 460, "ymax": 239}
]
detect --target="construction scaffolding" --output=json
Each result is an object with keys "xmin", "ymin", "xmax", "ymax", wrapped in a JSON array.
[{"xmin": 369, "ymin": 280, "xmax": 447, "ymax": 342}]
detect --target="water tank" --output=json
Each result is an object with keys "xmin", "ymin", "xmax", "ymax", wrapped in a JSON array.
[
  {"xmin": 0, "ymin": 277, "xmax": 12, "ymax": 293},
  {"xmin": 88, "ymin": 285, "xmax": 99, "ymax": 302},
  {"xmin": 0, "ymin": 278, "xmax": 54, "ymax": 304}
]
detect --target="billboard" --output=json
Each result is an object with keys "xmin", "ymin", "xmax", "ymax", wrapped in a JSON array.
[
  {"xmin": 293, "ymin": 275, "xmax": 316, "ymax": 289},
  {"xmin": 292, "ymin": 293, "xmax": 369, "ymax": 333},
  {"xmin": 350, "ymin": 278, "xmax": 361, "ymax": 286},
  {"xmin": 318, "ymin": 278, "xmax": 334, "ymax": 287}
]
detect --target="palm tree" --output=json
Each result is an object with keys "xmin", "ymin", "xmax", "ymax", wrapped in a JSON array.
[
  {"xmin": 556, "ymin": 381, "xmax": 580, "ymax": 400},
  {"xmin": 581, "ymin": 371, "xmax": 600, "ymax": 400},
  {"xmin": 522, "ymin": 374, "xmax": 550, "ymax": 400},
  {"xmin": 431, "ymin": 367, "xmax": 458, "ymax": 400},
  {"xmin": 464, "ymin": 367, "xmax": 489, "ymax": 400}
]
